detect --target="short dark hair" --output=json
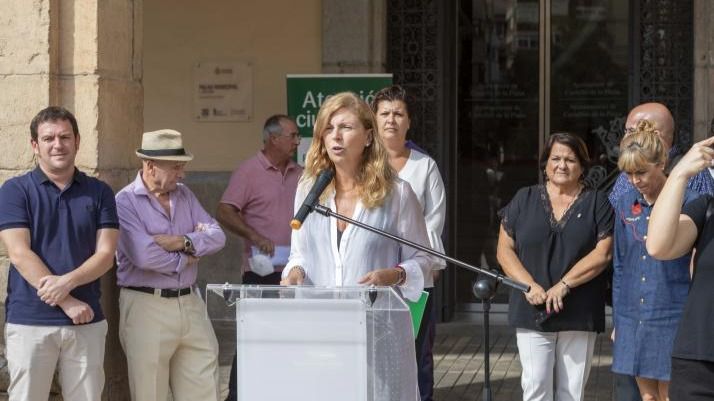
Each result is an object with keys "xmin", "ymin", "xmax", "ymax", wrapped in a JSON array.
[
  {"xmin": 30, "ymin": 106, "xmax": 79, "ymax": 141},
  {"xmin": 371, "ymin": 85, "xmax": 411, "ymax": 116},
  {"xmin": 539, "ymin": 132, "xmax": 591, "ymax": 172},
  {"xmin": 263, "ymin": 114, "xmax": 295, "ymax": 141}
]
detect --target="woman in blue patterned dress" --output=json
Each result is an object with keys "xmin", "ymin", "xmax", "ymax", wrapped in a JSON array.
[{"xmin": 612, "ymin": 120, "xmax": 696, "ymax": 401}]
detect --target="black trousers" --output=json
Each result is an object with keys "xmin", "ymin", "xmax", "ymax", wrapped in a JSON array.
[
  {"xmin": 415, "ymin": 287, "xmax": 436, "ymax": 401},
  {"xmin": 670, "ymin": 357, "xmax": 714, "ymax": 401}
]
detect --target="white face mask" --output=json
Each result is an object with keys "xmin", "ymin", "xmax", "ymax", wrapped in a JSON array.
[{"xmin": 249, "ymin": 247, "xmax": 275, "ymax": 277}]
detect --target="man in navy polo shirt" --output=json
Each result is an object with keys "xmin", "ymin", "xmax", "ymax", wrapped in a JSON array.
[{"xmin": 0, "ymin": 106, "xmax": 119, "ymax": 401}]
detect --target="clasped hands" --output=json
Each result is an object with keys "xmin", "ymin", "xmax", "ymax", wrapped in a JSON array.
[
  {"xmin": 37, "ymin": 274, "xmax": 94, "ymax": 325},
  {"xmin": 525, "ymin": 281, "xmax": 569, "ymax": 314},
  {"xmin": 36, "ymin": 232, "xmax": 201, "ymax": 325}
]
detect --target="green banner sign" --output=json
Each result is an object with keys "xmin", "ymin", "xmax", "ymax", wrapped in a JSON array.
[{"xmin": 286, "ymin": 74, "xmax": 392, "ymax": 164}]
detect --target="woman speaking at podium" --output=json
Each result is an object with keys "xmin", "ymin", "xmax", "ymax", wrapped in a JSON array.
[{"xmin": 281, "ymin": 91, "xmax": 434, "ymax": 303}]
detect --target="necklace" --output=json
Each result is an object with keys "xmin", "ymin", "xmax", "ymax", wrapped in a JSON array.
[
  {"xmin": 547, "ymin": 183, "xmax": 583, "ymax": 221},
  {"xmin": 336, "ymin": 186, "xmax": 358, "ymax": 194}
]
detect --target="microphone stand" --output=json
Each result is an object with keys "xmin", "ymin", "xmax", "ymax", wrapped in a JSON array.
[
  {"xmin": 312, "ymin": 204, "xmax": 528, "ymax": 292},
  {"xmin": 310, "ymin": 204, "xmax": 529, "ymax": 401}
]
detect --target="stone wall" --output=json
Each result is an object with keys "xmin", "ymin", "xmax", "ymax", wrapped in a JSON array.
[
  {"xmin": 142, "ymin": 0, "xmax": 322, "ymax": 172},
  {"xmin": 694, "ymin": 0, "xmax": 714, "ymax": 140},
  {"xmin": 0, "ymin": 1, "xmax": 142, "ymax": 399},
  {"xmin": 322, "ymin": 0, "xmax": 387, "ymax": 73}
]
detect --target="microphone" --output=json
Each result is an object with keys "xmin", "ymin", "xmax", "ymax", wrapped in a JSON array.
[
  {"xmin": 290, "ymin": 169, "xmax": 334, "ymax": 230},
  {"xmin": 368, "ymin": 286, "xmax": 378, "ymax": 306}
]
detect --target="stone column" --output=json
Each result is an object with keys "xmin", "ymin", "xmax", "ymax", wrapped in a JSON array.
[
  {"xmin": 322, "ymin": 0, "xmax": 387, "ymax": 73},
  {"xmin": 0, "ymin": 1, "xmax": 142, "ymax": 399}
]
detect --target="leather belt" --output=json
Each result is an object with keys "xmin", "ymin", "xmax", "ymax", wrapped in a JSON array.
[{"xmin": 124, "ymin": 286, "xmax": 192, "ymax": 298}]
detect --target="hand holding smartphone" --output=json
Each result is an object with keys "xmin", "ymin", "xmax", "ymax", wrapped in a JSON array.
[{"xmin": 534, "ymin": 305, "xmax": 553, "ymax": 325}]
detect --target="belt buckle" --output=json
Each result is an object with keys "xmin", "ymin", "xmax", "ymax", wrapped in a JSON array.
[{"xmin": 158, "ymin": 287, "xmax": 191, "ymax": 298}]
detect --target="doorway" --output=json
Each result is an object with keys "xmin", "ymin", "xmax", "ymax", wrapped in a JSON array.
[
  {"xmin": 386, "ymin": 0, "xmax": 694, "ymax": 319},
  {"xmin": 453, "ymin": 0, "xmax": 631, "ymax": 307}
]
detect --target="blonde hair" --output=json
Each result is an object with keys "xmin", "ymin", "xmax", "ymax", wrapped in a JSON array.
[
  {"xmin": 303, "ymin": 92, "xmax": 396, "ymax": 208},
  {"xmin": 618, "ymin": 119, "xmax": 667, "ymax": 172}
]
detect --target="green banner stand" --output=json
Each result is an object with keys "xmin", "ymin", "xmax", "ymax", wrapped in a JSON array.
[{"xmin": 286, "ymin": 74, "xmax": 392, "ymax": 165}]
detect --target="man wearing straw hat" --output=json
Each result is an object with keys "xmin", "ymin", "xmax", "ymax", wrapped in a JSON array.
[{"xmin": 115, "ymin": 129, "xmax": 226, "ymax": 401}]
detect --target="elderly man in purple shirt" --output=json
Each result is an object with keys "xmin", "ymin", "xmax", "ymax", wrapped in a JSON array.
[{"xmin": 115, "ymin": 129, "xmax": 226, "ymax": 401}]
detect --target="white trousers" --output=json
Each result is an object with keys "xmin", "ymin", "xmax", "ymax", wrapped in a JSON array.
[
  {"xmin": 119, "ymin": 288, "xmax": 220, "ymax": 401},
  {"xmin": 516, "ymin": 328, "xmax": 596, "ymax": 401},
  {"xmin": 5, "ymin": 320, "xmax": 108, "ymax": 401}
]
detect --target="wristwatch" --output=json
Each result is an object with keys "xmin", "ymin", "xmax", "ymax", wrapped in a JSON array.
[{"xmin": 183, "ymin": 235, "xmax": 196, "ymax": 255}]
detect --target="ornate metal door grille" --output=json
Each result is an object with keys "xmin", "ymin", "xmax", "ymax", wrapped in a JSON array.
[
  {"xmin": 386, "ymin": 0, "xmax": 694, "ymax": 317},
  {"xmin": 633, "ymin": 0, "xmax": 694, "ymax": 150},
  {"xmin": 386, "ymin": 0, "xmax": 443, "ymax": 160}
]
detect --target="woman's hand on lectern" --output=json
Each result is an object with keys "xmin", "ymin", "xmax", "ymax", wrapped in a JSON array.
[
  {"xmin": 280, "ymin": 266, "xmax": 305, "ymax": 286},
  {"xmin": 358, "ymin": 267, "xmax": 405, "ymax": 286}
]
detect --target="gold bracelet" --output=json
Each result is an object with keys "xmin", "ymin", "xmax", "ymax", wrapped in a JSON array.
[
  {"xmin": 560, "ymin": 279, "xmax": 571, "ymax": 294},
  {"xmin": 293, "ymin": 266, "xmax": 306, "ymax": 279},
  {"xmin": 394, "ymin": 266, "xmax": 406, "ymax": 286}
]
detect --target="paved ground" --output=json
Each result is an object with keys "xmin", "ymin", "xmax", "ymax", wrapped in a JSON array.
[
  {"xmin": 216, "ymin": 319, "xmax": 616, "ymax": 401},
  {"xmin": 0, "ymin": 312, "xmax": 614, "ymax": 400},
  {"xmin": 431, "ymin": 322, "xmax": 614, "ymax": 401}
]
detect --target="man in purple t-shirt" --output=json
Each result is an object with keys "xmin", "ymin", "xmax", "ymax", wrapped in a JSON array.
[{"xmin": 217, "ymin": 115, "xmax": 302, "ymax": 401}]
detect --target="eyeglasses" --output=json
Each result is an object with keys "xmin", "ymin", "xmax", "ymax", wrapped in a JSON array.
[{"xmin": 280, "ymin": 132, "xmax": 301, "ymax": 141}]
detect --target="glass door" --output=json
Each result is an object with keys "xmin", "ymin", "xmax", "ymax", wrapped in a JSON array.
[
  {"xmin": 549, "ymin": 0, "xmax": 630, "ymax": 187},
  {"xmin": 454, "ymin": 0, "xmax": 630, "ymax": 306}
]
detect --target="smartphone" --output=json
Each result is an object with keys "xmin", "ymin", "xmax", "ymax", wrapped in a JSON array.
[{"xmin": 534, "ymin": 309, "xmax": 553, "ymax": 325}]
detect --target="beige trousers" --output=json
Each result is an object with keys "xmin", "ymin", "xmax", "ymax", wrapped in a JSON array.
[
  {"xmin": 5, "ymin": 320, "xmax": 108, "ymax": 401},
  {"xmin": 119, "ymin": 288, "xmax": 220, "ymax": 401}
]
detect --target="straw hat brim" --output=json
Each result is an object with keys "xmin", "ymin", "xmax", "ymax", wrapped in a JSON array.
[{"xmin": 135, "ymin": 149, "xmax": 194, "ymax": 162}]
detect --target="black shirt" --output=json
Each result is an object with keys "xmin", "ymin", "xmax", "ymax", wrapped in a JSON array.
[
  {"xmin": 499, "ymin": 185, "xmax": 614, "ymax": 332},
  {"xmin": 676, "ymin": 195, "xmax": 714, "ymax": 362}
]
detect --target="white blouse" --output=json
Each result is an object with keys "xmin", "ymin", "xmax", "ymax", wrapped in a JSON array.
[
  {"xmin": 283, "ymin": 179, "xmax": 434, "ymax": 301},
  {"xmin": 399, "ymin": 149, "xmax": 447, "ymax": 288}
]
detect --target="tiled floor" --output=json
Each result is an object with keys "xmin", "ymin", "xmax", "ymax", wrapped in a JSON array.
[
  {"xmin": 432, "ymin": 322, "xmax": 614, "ymax": 401},
  {"xmin": 216, "ymin": 320, "xmax": 616, "ymax": 401},
  {"xmin": 0, "ymin": 319, "xmax": 614, "ymax": 400}
]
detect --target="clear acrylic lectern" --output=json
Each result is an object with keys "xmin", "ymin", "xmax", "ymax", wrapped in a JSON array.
[{"xmin": 206, "ymin": 284, "xmax": 418, "ymax": 401}]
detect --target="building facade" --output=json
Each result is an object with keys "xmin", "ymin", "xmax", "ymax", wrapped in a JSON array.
[{"xmin": 1, "ymin": 0, "xmax": 713, "ymax": 398}]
